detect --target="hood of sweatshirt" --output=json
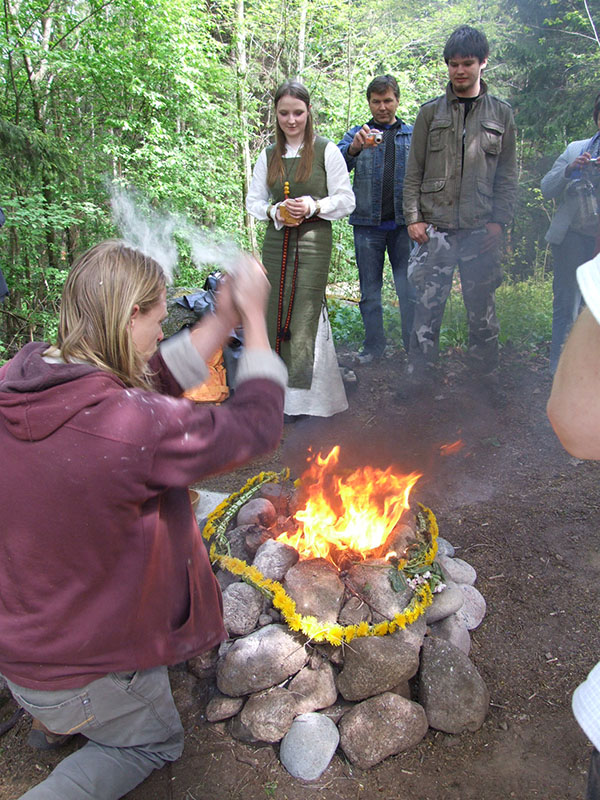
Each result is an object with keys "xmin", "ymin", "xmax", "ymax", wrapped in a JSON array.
[{"xmin": 0, "ymin": 342, "xmax": 123, "ymax": 441}]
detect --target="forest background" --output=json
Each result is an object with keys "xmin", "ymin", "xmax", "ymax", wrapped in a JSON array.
[{"xmin": 2, "ymin": 0, "xmax": 600, "ymax": 361}]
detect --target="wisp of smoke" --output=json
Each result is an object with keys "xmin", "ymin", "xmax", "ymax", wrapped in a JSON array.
[{"xmin": 110, "ymin": 187, "xmax": 241, "ymax": 284}]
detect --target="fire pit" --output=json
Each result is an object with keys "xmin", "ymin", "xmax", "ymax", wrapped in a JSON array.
[{"xmin": 200, "ymin": 448, "xmax": 489, "ymax": 778}]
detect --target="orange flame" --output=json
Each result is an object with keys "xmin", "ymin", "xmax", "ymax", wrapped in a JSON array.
[
  {"xmin": 276, "ymin": 446, "xmax": 421, "ymax": 561},
  {"xmin": 439, "ymin": 439, "xmax": 464, "ymax": 456}
]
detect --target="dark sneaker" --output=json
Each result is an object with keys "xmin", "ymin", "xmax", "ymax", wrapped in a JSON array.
[
  {"xmin": 356, "ymin": 349, "xmax": 375, "ymax": 364},
  {"xmin": 27, "ymin": 718, "xmax": 73, "ymax": 750}
]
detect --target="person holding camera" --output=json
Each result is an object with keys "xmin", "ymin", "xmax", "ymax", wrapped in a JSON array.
[
  {"xmin": 541, "ymin": 93, "xmax": 600, "ymax": 374},
  {"xmin": 246, "ymin": 80, "xmax": 355, "ymax": 420},
  {"xmin": 338, "ymin": 75, "xmax": 415, "ymax": 364},
  {"xmin": 402, "ymin": 26, "xmax": 517, "ymax": 397}
]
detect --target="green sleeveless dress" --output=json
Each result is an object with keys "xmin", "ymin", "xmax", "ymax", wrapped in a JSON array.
[{"xmin": 262, "ymin": 136, "xmax": 332, "ymax": 389}]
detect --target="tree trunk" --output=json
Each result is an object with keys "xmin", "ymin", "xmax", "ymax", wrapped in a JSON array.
[{"xmin": 235, "ymin": 0, "xmax": 257, "ymax": 254}]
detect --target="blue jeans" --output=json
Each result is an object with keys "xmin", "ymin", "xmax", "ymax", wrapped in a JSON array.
[
  {"xmin": 550, "ymin": 230, "xmax": 595, "ymax": 374},
  {"xmin": 353, "ymin": 225, "xmax": 414, "ymax": 354},
  {"xmin": 5, "ymin": 666, "xmax": 184, "ymax": 799}
]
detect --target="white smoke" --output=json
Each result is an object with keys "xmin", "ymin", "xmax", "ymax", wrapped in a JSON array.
[{"xmin": 110, "ymin": 186, "xmax": 241, "ymax": 284}]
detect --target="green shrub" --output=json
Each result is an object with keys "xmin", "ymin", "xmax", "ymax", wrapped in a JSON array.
[{"xmin": 329, "ymin": 272, "xmax": 553, "ymax": 354}]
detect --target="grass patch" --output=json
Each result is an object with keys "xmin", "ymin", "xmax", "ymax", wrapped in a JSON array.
[{"xmin": 329, "ymin": 272, "xmax": 553, "ymax": 354}]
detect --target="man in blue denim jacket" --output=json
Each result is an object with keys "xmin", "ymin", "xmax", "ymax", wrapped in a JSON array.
[{"xmin": 338, "ymin": 75, "xmax": 414, "ymax": 363}]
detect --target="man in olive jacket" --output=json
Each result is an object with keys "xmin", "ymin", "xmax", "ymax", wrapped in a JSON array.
[{"xmin": 402, "ymin": 25, "xmax": 517, "ymax": 389}]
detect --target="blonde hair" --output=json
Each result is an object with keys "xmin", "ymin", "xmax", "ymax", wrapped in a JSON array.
[
  {"xmin": 267, "ymin": 81, "xmax": 315, "ymax": 187},
  {"xmin": 57, "ymin": 240, "xmax": 166, "ymax": 389}
]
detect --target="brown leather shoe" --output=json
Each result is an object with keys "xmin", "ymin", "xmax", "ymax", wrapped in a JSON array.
[{"xmin": 27, "ymin": 717, "xmax": 73, "ymax": 750}]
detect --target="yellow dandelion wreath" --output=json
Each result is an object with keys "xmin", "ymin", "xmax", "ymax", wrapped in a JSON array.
[{"xmin": 203, "ymin": 470, "xmax": 440, "ymax": 646}]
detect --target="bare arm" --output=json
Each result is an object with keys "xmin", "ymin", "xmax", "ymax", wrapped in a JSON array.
[{"xmin": 547, "ymin": 307, "xmax": 600, "ymax": 458}]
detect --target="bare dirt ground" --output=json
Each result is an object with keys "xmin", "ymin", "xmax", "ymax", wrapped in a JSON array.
[{"xmin": 1, "ymin": 344, "xmax": 599, "ymax": 800}]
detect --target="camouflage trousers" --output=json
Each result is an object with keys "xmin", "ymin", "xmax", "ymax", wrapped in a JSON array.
[{"xmin": 407, "ymin": 226, "xmax": 503, "ymax": 374}]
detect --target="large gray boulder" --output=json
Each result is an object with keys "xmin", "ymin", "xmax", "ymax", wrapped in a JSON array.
[
  {"xmin": 283, "ymin": 559, "xmax": 345, "ymax": 623},
  {"xmin": 418, "ymin": 636, "xmax": 489, "ymax": 733},
  {"xmin": 336, "ymin": 618, "xmax": 426, "ymax": 701},
  {"xmin": 217, "ymin": 624, "xmax": 308, "ymax": 697},
  {"xmin": 345, "ymin": 561, "xmax": 413, "ymax": 622},
  {"xmin": 339, "ymin": 692, "xmax": 428, "ymax": 769}
]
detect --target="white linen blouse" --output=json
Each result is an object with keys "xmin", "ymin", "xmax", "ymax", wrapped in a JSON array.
[{"xmin": 246, "ymin": 140, "xmax": 355, "ymax": 229}]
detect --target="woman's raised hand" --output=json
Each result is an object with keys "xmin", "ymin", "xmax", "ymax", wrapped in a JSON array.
[{"xmin": 231, "ymin": 254, "xmax": 270, "ymax": 320}]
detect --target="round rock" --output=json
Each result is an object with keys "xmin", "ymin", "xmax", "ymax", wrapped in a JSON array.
[
  {"xmin": 424, "ymin": 584, "xmax": 464, "ymax": 624},
  {"xmin": 336, "ymin": 618, "xmax": 426, "ymax": 701},
  {"xmin": 437, "ymin": 554, "xmax": 477, "ymax": 586},
  {"xmin": 206, "ymin": 693, "xmax": 245, "ymax": 722},
  {"xmin": 428, "ymin": 613, "xmax": 471, "ymax": 655},
  {"xmin": 240, "ymin": 687, "xmax": 297, "ymax": 742},
  {"xmin": 216, "ymin": 624, "xmax": 308, "ymax": 697},
  {"xmin": 346, "ymin": 561, "xmax": 413, "ymax": 622},
  {"xmin": 283, "ymin": 559, "xmax": 345, "ymax": 623},
  {"xmin": 280, "ymin": 712, "xmax": 340, "ymax": 781},
  {"xmin": 287, "ymin": 659, "xmax": 338, "ymax": 714},
  {"xmin": 339, "ymin": 692, "xmax": 428, "ymax": 769},
  {"xmin": 455, "ymin": 583, "xmax": 486, "ymax": 630},
  {"xmin": 236, "ymin": 498, "xmax": 277, "ymax": 528},
  {"xmin": 252, "ymin": 538, "xmax": 299, "ymax": 581},
  {"xmin": 436, "ymin": 536, "xmax": 455, "ymax": 557}
]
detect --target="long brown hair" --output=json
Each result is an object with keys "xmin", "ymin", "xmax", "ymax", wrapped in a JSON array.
[
  {"xmin": 267, "ymin": 80, "xmax": 315, "ymax": 187},
  {"xmin": 57, "ymin": 240, "xmax": 166, "ymax": 389}
]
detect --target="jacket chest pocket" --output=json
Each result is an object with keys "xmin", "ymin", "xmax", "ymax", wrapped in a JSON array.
[
  {"xmin": 428, "ymin": 119, "xmax": 452, "ymax": 151},
  {"xmin": 480, "ymin": 120, "xmax": 504, "ymax": 155}
]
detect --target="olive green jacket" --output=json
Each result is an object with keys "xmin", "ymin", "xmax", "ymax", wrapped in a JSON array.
[{"xmin": 403, "ymin": 81, "xmax": 518, "ymax": 230}]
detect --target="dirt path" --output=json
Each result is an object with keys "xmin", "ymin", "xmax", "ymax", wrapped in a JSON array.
[{"xmin": 1, "ymin": 348, "xmax": 598, "ymax": 800}]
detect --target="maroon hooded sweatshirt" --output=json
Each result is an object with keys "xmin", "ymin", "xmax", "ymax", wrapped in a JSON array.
[{"xmin": 0, "ymin": 342, "xmax": 284, "ymax": 689}]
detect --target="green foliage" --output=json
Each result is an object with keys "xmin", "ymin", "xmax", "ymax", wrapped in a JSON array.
[
  {"xmin": 0, "ymin": 0, "xmax": 596, "ymax": 361},
  {"xmin": 329, "ymin": 270, "xmax": 553, "ymax": 356},
  {"xmin": 497, "ymin": 274, "xmax": 553, "ymax": 347}
]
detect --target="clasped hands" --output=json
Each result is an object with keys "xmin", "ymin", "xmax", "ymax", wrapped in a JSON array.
[{"xmin": 276, "ymin": 197, "xmax": 311, "ymax": 227}]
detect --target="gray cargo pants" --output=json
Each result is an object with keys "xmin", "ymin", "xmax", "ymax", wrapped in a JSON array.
[
  {"xmin": 5, "ymin": 666, "xmax": 184, "ymax": 799},
  {"xmin": 408, "ymin": 225, "xmax": 503, "ymax": 373}
]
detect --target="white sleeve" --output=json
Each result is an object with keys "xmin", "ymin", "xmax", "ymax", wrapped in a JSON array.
[
  {"xmin": 577, "ymin": 253, "xmax": 600, "ymax": 324},
  {"xmin": 246, "ymin": 150, "xmax": 271, "ymax": 221},
  {"xmin": 246, "ymin": 149, "xmax": 285, "ymax": 230},
  {"xmin": 314, "ymin": 142, "xmax": 356, "ymax": 220}
]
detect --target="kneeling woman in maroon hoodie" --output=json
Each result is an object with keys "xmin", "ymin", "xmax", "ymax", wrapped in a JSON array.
[{"xmin": 0, "ymin": 240, "xmax": 286, "ymax": 799}]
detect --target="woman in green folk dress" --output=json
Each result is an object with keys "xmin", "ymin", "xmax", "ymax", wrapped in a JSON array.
[{"xmin": 247, "ymin": 81, "xmax": 355, "ymax": 419}]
